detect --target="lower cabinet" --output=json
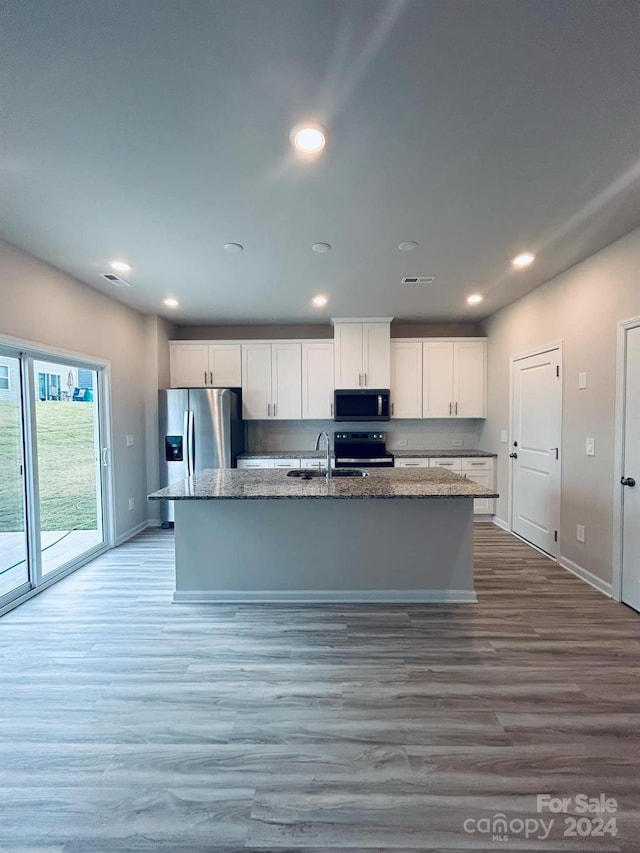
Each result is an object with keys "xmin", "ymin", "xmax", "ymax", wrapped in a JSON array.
[
  {"xmin": 237, "ymin": 457, "xmax": 300, "ymax": 469},
  {"xmin": 396, "ymin": 456, "xmax": 495, "ymax": 515}
]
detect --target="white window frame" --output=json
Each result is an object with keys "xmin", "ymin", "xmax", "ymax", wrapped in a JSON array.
[{"xmin": 0, "ymin": 363, "xmax": 9, "ymax": 391}]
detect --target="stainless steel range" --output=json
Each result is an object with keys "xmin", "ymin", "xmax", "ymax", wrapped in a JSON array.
[{"xmin": 333, "ymin": 431, "xmax": 394, "ymax": 468}]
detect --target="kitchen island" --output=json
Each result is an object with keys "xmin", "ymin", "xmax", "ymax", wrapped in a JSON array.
[{"xmin": 148, "ymin": 468, "xmax": 498, "ymax": 604}]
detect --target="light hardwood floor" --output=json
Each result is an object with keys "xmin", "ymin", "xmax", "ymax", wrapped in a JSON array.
[{"xmin": 0, "ymin": 524, "xmax": 638, "ymax": 852}]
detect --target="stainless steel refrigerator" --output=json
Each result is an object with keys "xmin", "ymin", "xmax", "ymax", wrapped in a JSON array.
[{"xmin": 158, "ymin": 388, "xmax": 244, "ymax": 525}]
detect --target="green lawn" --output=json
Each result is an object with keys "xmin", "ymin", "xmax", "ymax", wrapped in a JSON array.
[{"xmin": 0, "ymin": 400, "xmax": 98, "ymax": 533}]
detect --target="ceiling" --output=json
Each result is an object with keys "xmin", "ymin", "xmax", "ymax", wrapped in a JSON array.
[{"xmin": 1, "ymin": 0, "xmax": 640, "ymax": 325}]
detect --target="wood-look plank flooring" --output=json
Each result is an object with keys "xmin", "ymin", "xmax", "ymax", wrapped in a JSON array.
[{"xmin": 0, "ymin": 524, "xmax": 639, "ymax": 851}]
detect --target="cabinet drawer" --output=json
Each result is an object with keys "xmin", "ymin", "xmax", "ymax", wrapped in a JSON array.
[
  {"xmin": 461, "ymin": 458, "xmax": 494, "ymax": 472},
  {"xmin": 429, "ymin": 458, "xmax": 463, "ymax": 471},
  {"xmin": 395, "ymin": 458, "xmax": 430, "ymax": 468},
  {"xmin": 271, "ymin": 458, "xmax": 301, "ymax": 468},
  {"xmin": 237, "ymin": 458, "xmax": 274, "ymax": 469}
]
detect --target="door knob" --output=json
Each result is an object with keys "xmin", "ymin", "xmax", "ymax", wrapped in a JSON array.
[
  {"xmin": 509, "ymin": 452, "xmax": 518, "ymax": 459},
  {"xmin": 621, "ymin": 476, "xmax": 636, "ymax": 487}
]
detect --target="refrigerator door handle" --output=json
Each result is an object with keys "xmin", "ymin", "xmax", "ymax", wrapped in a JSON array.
[{"xmin": 188, "ymin": 410, "xmax": 195, "ymax": 476}]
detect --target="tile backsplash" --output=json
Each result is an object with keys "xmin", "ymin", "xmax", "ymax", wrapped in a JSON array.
[{"xmin": 247, "ymin": 419, "xmax": 481, "ymax": 452}]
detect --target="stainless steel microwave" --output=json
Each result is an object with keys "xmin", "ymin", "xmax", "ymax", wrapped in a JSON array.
[{"xmin": 334, "ymin": 389, "xmax": 390, "ymax": 421}]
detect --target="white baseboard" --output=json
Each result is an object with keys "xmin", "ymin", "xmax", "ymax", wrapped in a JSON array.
[
  {"xmin": 492, "ymin": 516, "xmax": 510, "ymax": 532},
  {"xmin": 173, "ymin": 589, "xmax": 478, "ymax": 604},
  {"xmin": 115, "ymin": 520, "xmax": 148, "ymax": 546},
  {"xmin": 558, "ymin": 556, "xmax": 612, "ymax": 598},
  {"xmin": 146, "ymin": 518, "xmax": 162, "ymax": 528},
  {"xmin": 474, "ymin": 515, "xmax": 495, "ymax": 523}
]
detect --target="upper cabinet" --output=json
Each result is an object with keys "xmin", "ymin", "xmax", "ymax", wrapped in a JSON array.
[
  {"xmin": 301, "ymin": 342, "xmax": 334, "ymax": 420},
  {"xmin": 170, "ymin": 342, "xmax": 241, "ymax": 388},
  {"xmin": 241, "ymin": 343, "xmax": 302, "ymax": 420},
  {"xmin": 333, "ymin": 319, "xmax": 391, "ymax": 389},
  {"xmin": 390, "ymin": 340, "xmax": 423, "ymax": 418},
  {"xmin": 422, "ymin": 339, "xmax": 486, "ymax": 418}
]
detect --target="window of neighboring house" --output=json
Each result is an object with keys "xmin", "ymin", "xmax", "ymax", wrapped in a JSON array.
[{"xmin": 0, "ymin": 365, "xmax": 9, "ymax": 391}]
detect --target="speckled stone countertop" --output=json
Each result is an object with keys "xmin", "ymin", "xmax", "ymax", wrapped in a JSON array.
[
  {"xmin": 149, "ymin": 467, "xmax": 499, "ymax": 501},
  {"xmin": 237, "ymin": 449, "xmax": 497, "ymax": 459}
]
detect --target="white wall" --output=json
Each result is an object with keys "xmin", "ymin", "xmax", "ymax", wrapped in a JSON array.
[
  {"xmin": 480, "ymin": 226, "xmax": 640, "ymax": 586},
  {"xmin": 0, "ymin": 237, "xmax": 163, "ymax": 542}
]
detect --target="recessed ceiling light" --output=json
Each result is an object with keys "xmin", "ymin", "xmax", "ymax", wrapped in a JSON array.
[
  {"xmin": 312, "ymin": 294, "xmax": 328, "ymax": 307},
  {"xmin": 398, "ymin": 241, "xmax": 418, "ymax": 252},
  {"xmin": 290, "ymin": 123, "xmax": 327, "ymax": 154},
  {"xmin": 467, "ymin": 293, "xmax": 483, "ymax": 305},
  {"xmin": 511, "ymin": 252, "xmax": 535, "ymax": 268},
  {"xmin": 311, "ymin": 242, "xmax": 331, "ymax": 253},
  {"xmin": 110, "ymin": 260, "xmax": 131, "ymax": 272},
  {"xmin": 163, "ymin": 298, "xmax": 179, "ymax": 308},
  {"xmin": 223, "ymin": 243, "xmax": 244, "ymax": 254}
]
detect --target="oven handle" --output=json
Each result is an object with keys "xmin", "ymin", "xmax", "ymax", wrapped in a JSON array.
[
  {"xmin": 377, "ymin": 394, "xmax": 382, "ymax": 416},
  {"xmin": 335, "ymin": 457, "xmax": 392, "ymax": 464}
]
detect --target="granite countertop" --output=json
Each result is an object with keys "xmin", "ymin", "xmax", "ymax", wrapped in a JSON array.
[
  {"xmin": 149, "ymin": 467, "xmax": 499, "ymax": 501},
  {"xmin": 237, "ymin": 449, "xmax": 497, "ymax": 460}
]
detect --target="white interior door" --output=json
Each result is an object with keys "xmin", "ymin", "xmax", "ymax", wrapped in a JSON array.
[
  {"xmin": 511, "ymin": 348, "xmax": 562, "ymax": 556},
  {"xmin": 621, "ymin": 326, "xmax": 640, "ymax": 611}
]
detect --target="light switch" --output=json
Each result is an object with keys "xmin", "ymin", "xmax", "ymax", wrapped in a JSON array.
[
  {"xmin": 500, "ymin": 430, "xmax": 508, "ymax": 443},
  {"xmin": 586, "ymin": 437, "xmax": 595, "ymax": 456},
  {"xmin": 126, "ymin": 434, "xmax": 134, "ymax": 447},
  {"xmin": 578, "ymin": 372, "xmax": 588, "ymax": 390}
]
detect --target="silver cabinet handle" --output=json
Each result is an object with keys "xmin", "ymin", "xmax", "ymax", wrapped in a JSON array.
[
  {"xmin": 273, "ymin": 402, "xmax": 277, "ymax": 417},
  {"xmin": 210, "ymin": 371, "xmax": 213, "ymax": 385},
  {"xmin": 470, "ymin": 461, "xmax": 485, "ymax": 466},
  {"xmin": 391, "ymin": 402, "xmax": 394, "ymax": 416},
  {"xmin": 267, "ymin": 403, "xmax": 271, "ymax": 417},
  {"xmin": 204, "ymin": 370, "xmax": 207, "ymax": 385},
  {"xmin": 358, "ymin": 373, "xmax": 362, "ymax": 387},
  {"xmin": 364, "ymin": 372, "xmax": 367, "ymax": 387},
  {"xmin": 330, "ymin": 403, "xmax": 334, "ymax": 416},
  {"xmin": 455, "ymin": 402, "xmax": 458, "ymax": 415},
  {"xmin": 449, "ymin": 402, "xmax": 452, "ymax": 415}
]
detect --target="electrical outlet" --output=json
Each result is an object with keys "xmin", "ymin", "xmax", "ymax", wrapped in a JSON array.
[
  {"xmin": 451, "ymin": 439, "xmax": 463, "ymax": 447},
  {"xmin": 126, "ymin": 433, "xmax": 134, "ymax": 447},
  {"xmin": 500, "ymin": 430, "xmax": 508, "ymax": 443},
  {"xmin": 586, "ymin": 437, "xmax": 595, "ymax": 456},
  {"xmin": 397, "ymin": 439, "xmax": 408, "ymax": 447},
  {"xmin": 576, "ymin": 524, "xmax": 585, "ymax": 543},
  {"xmin": 128, "ymin": 497, "xmax": 135, "ymax": 511}
]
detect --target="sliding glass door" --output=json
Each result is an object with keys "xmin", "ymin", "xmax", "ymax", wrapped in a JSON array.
[
  {"xmin": 0, "ymin": 354, "xmax": 29, "ymax": 599},
  {"xmin": 33, "ymin": 359, "xmax": 104, "ymax": 576},
  {"xmin": 0, "ymin": 346, "xmax": 110, "ymax": 610}
]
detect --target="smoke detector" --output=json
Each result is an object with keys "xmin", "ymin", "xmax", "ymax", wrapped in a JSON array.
[
  {"xmin": 401, "ymin": 276, "xmax": 435, "ymax": 285},
  {"xmin": 100, "ymin": 272, "xmax": 131, "ymax": 287}
]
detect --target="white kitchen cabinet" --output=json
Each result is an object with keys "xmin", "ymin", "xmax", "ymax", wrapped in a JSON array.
[
  {"xmin": 422, "ymin": 340, "xmax": 486, "ymax": 418},
  {"xmin": 429, "ymin": 457, "xmax": 463, "ymax": 472},
  {"xmin": 394, "ymin": 458, "xmax": 430, "ymax": 467},
  {"xmin": 333, "ymin": 320, "xmax": 391, "ymax": 389},
  {"xmin": 301, "ymin": 342, "xmax": 334, "ymax": 419},
  {"xmin": 461, "ymin": 458, "xmax": 495, "ymax": 515},
  {"xmin": 237, "ymin": 457, "xmax": 300, "ymax": 469},
  {"xmin": 241, "ymin": 343, "xmax": 301, "ymax": 420},
  {"xmin": 170, "ymin": 342, "xmax": 242, "ymax": 387},
  {"xmin": 390, "ymin": 341, "xmax": 423, "ymax": 418}
]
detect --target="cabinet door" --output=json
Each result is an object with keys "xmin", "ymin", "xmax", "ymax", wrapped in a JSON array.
[
  {"xmin": 271, "ymin": 343, "xmax": 302, "ymax": 420},
  {"xmin": 334, "ymin": 323, "xmax": 363, "ymax": 389},
  {"xmin": 241, "ymin": 344, "xmax": 272, "ymax": 420},
  {"xmin": 390, "ymin": 341, "xmax": 422, "ymax": 417},
  {"xmin": 170, "ymin": 344, "xmax": 210, "ymax": 387},
  {"xmin": 463, "ymin": 469, "xmax": 494, "ymax": 514},
  {"xmin": 363, "ymin": 323, "xmax": 391, "ymax": 388},
  {"xmin": 209, "ymin": 345, "xmax": 242, "ymax": 387},
  {"xmin": 302, "ymin": 342, "xmax": 334, "ymax": 419},
  {"xmin": 422, "ymin": 342, "xmax": 454, "ymax": 417},
  {"xmin": 454, "ymin": 341, "xmax": 486, "ymax": 417}
]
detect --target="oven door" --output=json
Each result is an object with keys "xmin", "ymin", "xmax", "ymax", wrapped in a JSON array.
[{"xmin": 334, "ymin": 389, "xmax": 390, "ymax": 421}]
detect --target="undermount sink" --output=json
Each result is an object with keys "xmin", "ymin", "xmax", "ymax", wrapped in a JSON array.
[{"xmin": 286, "ymin": 468, "xmax": 369, "ymax": 479}]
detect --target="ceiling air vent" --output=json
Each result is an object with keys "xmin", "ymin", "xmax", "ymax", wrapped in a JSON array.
[
  {"xmin": 401, "ymin": 276, "xmax": 435, "ymax": 285},
  {"xmin": 100, "ymin": 272, "xmax": 131, "ymax": 287}
]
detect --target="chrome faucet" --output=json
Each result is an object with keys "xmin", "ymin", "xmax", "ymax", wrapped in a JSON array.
[{"xmin": 315, "ymin": 431, "xmax": 332, "ymax": 480}]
